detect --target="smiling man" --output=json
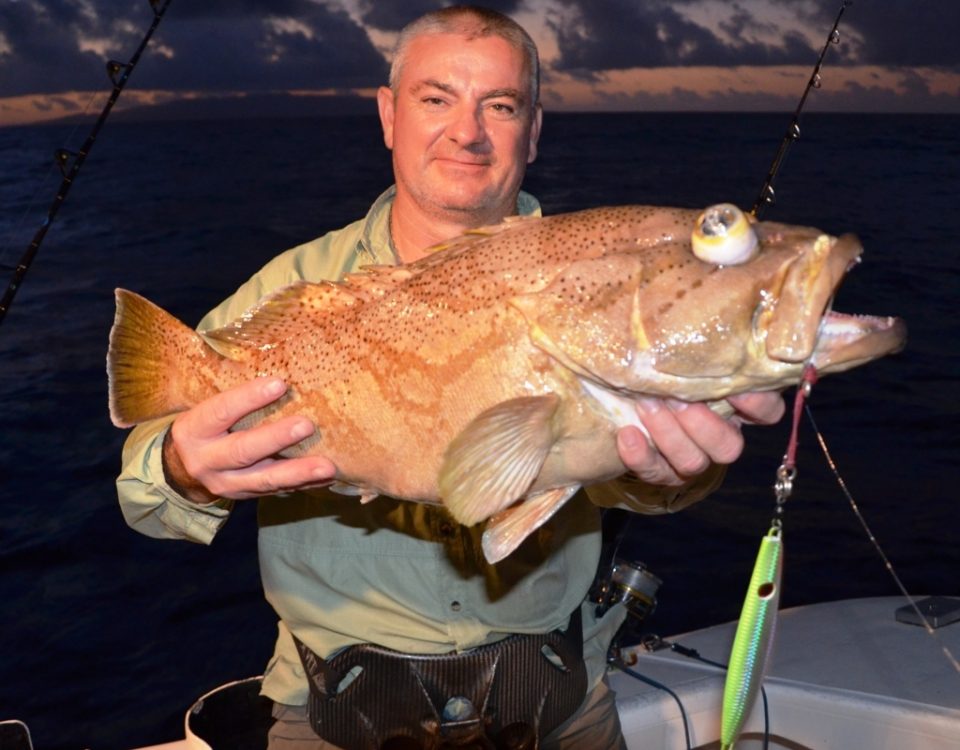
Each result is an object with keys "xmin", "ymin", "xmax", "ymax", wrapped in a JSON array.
[
  {"xmin": 378, "ymin": 21, "xmax": 541, "ymax": 261},
  {"xmin": 117, "ymin": 6, "xmax": 783, "ymax": 748}
]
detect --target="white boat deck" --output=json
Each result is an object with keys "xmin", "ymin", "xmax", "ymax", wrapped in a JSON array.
[{"xmin": 611, "ymin": 596, "xmax": 960, "ymax": 749}]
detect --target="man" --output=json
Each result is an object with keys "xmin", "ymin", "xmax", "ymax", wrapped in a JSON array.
[{"xmin": 118, "ymin": 7, "xmax": 783, "ymax": 748}]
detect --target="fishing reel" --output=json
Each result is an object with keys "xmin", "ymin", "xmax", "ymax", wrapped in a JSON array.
[
  {"xmin": 592, "ymin": 557, "xmax": 663, "ymax": 664},
  {"xmin": 592, "ymin": 558, "xmax": 662, "ymax": 623}
]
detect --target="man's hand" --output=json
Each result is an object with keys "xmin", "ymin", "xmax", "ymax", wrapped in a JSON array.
[
  {"xmin": 163, "ymin": 377, "xmax": 336, "ymax": 504},
  {"xmin": 617, "ymin": 392, "xmax": 785, "ymax": 487}
]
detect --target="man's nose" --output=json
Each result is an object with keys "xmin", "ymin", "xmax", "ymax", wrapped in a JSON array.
[{"xmin": 445, "ymin": 103, "xmax": 487, "ymax": 147}]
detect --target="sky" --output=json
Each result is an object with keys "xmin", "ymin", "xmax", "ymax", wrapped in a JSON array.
[{"xmin": 1, "ymin": 0, "xmax": 959, "ymax": 127}]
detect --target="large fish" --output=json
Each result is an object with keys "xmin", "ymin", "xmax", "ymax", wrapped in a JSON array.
[{"xmin": 108, "ymin": 204, "xmax": 905, "ymax": 562}]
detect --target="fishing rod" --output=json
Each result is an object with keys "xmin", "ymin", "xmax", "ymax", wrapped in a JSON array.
[
  {"xmin": 0, "ymin": 0, "xmax": 174, "ymax": 329},
  {"xmin": 609, "ymin": 4, "xmax": 862, "ymax": 748},
  {"xmin": 750, "ymin": 0, "xmax": 853, "ymax": 219}
]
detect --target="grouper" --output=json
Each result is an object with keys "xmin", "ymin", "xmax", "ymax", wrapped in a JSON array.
[{"xmin": 107, "ymin": 203, "xmax": 905, "ymax": 562}]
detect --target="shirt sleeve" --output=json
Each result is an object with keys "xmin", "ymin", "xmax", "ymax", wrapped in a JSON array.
[{"xmin": 116, "ymin": 418, "xmax": 232, "ymax": 543}]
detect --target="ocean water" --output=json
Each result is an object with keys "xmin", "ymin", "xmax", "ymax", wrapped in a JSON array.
[{"xmin": 0, "ymin": 112, "xmax": 957, "ymax": 749}]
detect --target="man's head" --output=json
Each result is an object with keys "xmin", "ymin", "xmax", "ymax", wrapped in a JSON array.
[
  {"xmin": 377, "ymin": 6, "xmax": 542, "ymax": 235},
  {"xmin": 389, "ymin": 6, "xmax": 540, "ymax": 108}
]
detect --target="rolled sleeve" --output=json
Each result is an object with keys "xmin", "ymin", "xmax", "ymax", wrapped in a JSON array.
[{"xmin": 117, "ymin": 419, "xmax": 232, "ymax": 544}]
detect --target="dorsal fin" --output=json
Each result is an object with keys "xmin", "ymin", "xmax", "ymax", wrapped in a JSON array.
[
  {"xmin": 340, "ymin": 265, "xmax": 416, "ymax": 301},
  {"xmin": 202, "ymin": 280, "xmax": 357, "ymax": 355},
  {"xmin": 422, "ymin": 215, "xmax": 536, "ymax": 256}
]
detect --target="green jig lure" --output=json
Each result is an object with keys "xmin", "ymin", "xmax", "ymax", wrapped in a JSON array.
[{"xmin": 720, "ymin": 525, "xmax": 784, "ymax": 749}]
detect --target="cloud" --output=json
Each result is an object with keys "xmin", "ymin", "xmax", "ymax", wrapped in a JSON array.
[
  {"xmin": 546, "ymin": 0, "xmax": 960, "ymax": 77},
  {"xmin": 547, "ymin": 0, "xmax": 822, "ymax": 78},
  {"xmin": 843, "ymin": 1, "xmax": 960, "ymax": 67},
  {"xmin": 0, "ymin": 0, "xmax": 389, "ymax": 98},
  {"xmin": 355, "ymin": 0, "xmax": 528, "ymax": 32},
  {"xmin": 1, "ymin": 0, "xmax": 958, "ymax": 121},
  {"xmin": 766, "ymin": 0, "xmax": 960, "ymax": 68}
]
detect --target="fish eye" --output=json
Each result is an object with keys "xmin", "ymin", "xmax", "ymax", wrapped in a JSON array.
[{"xmin": 691, "ymin": 203, "xmax": 759, "ymax": 265}]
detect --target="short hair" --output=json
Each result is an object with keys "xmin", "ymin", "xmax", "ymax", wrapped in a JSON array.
[{"xmin": 388, "ymin": 5, "xmax": 540, "ymax": 108}]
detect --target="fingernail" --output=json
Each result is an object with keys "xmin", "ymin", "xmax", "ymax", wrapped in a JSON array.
[
  {"xmin": 619, "ymin": 428, "xmax": 641, "ymax": 451},
  {"xmin": 264, "ymin": 378, "xmax": 286, "ymax": 397},
  {"xmin": 290, "ymin": 420, "xmax": 313, "ymax": 440},
  {"xmin": 667, "ymin": 398, "xmax": 690, "ymax": 412},
  {"xmin": 637, "ymin": 397, "xmax": 662, "ymax": 415}
]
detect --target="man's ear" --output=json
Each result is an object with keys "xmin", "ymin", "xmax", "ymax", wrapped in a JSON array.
[
  {"xmin": 527, "ymin": 103, "xmax": 543, "ymax": 164},
  {"xmin": 377, "ymin": 86, "xmax": 395, "ymax": 150}
]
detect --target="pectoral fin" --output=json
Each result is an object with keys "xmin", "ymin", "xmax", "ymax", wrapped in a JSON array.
[
  {"xmin": 481, "ymin": 485, "xmax": 580, "ymax": 563},
  {"xmin": 329, "ymin": 481, "xmax": 379, "ymax": 504},
  {"xmin": 439, "ymin": 394, "xmax": 560, "ymax": 526}
]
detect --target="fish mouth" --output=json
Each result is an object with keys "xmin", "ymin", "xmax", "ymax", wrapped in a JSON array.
[
  {"xmin": 811, "ymin": 311, "xmax": 907, "ymax": 373},
  {"xmin": 765, "ymin": 231, "xmax": 906, "ymax": 371},
  {"xmin": 765, "ymin": 233, "xmax": 865, "ymax": 362}
]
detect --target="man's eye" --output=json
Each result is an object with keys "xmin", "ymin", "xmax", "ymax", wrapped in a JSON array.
[
  {"xmin": 422, "ymin": 96, "xmax": 447, "ymax": 106},
  {"xmin": 489, "ymin": 103, "xmax": 516, "ymax": 115}
]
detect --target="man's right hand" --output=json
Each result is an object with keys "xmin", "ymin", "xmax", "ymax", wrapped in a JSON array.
[{"xmin": 162, "ymin": 377, "xmax": 336, "ymax": 504}]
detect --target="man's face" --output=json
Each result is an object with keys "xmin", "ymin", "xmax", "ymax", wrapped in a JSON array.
[{"xmin": 378, "ymin": 32, "xmax": 541, "ymax": 225}]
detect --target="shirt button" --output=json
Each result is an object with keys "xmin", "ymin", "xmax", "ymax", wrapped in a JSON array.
[
  {"xmin": 439, "ymin": 522, "xmax": 455, "ymax": 537},
  {"xmin": 451, "ymin": 601, "xmax": 462, "ymax": 612}
]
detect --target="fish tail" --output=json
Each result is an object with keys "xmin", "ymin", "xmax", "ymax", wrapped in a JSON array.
[{"xmin": 107, "ymin": 289, "xmax": 216, "ymax": 427}]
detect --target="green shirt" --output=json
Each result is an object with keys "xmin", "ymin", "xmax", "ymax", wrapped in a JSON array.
[{"xmin": 117, "ymin": 186, "xmax": 720, "ymax": 705}]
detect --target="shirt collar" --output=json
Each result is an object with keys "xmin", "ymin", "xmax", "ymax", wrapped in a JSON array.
[{"xmin": 357, "ymin": 186, "xmax": 542, "ymax": 266}]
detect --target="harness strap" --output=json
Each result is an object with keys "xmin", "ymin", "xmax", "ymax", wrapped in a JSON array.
[{"xmin": 293, "ymin": 608, "xmax": 586, "ymax": 750}]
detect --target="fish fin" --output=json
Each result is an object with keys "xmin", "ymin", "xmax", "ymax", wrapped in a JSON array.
[
  {"xmin": 439, "ymin": 394, "xmax": 560, "ymax": 526},
  {"xmin": 107, "ymin": 289, "xmax": 218, "ymax": 427},
  {"xmin": 202, "ymin": 281, "xmax": 358, "ymax": 353},
  {"xmin": 328, "ymin": 481, "xmax": 379, "ymax": 504},
  {"xmin": 481, "ymin": 485, "xmax": 580, "ymax": 563},
  {"xmin": 341, "ymin": 265, "xmax": 416, "ymax": 300},
  {"xmin": 421, "ymin": 215, "xmax": 536, "ymax": 255}
]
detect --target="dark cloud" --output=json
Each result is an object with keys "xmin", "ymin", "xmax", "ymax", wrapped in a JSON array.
[
  {"xmin": 0, "ymin": 0, "xmax": 389, "ymax": 98},
  {"xmin": 1, "ymin": 0, "xmax": 957, "ymax": 116},
  {"xmin": 166, "ymin": 0, "xmax": 318, "ymax": 20},
  {"xmin": 548, "ymin": 0, "xmax": 821, "ymax": 78},
  {"xmin": 842, "ymin": 1, "xmax": 960, "ymax": 68},
  {"xmin": 548, "ymin": 0, "xmax": 960, "ymax": 76},
  {"xmin": 358, "ymin": 0, "xmax": 526, "ymax": 32},
  {"xmin": 359, "ymin": 0, "xmax": 448, "ymax": 32},
  {"xmin": 0, "ymin": 0, "xmax": 128, "ymax": 97},
  {"xmin": 768, "ymin": 0, "xmax": 960, "ymax": 68}
]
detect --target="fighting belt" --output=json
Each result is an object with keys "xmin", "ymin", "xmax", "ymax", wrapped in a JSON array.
[{"xmin": 293, "ymin": 608, "xmax": 587, "ymax": 749}]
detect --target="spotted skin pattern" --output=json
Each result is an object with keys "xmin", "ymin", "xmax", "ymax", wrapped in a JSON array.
[{"xmin": 108, "ymin": 205, "xmax": 904, "ymax": 559}]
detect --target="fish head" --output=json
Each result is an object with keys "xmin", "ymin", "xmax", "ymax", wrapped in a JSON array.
[{"xmin": 513, "ymin": 205, "xmax": 906, "ymax": 400}]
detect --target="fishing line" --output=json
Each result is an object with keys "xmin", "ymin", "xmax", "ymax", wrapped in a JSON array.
[
  {"xmin": 610, "ymin": 657, "xmax": 694, "ymax": 750},
  {"xmin": 614, "ymin": 634, "xmax": 774, "ymax": 750},
  {"xmin": 804, "ymin": 405, "xmax": 960, "ymax": 674},
  {"xmin": 0, "ymin": 0, "xmax": 174, "ymax": 328}
]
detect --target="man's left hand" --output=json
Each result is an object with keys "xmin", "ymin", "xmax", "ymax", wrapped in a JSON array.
[{"xmin": 616, "ymin": 392, "xmax": 785, "ymax": 487}]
